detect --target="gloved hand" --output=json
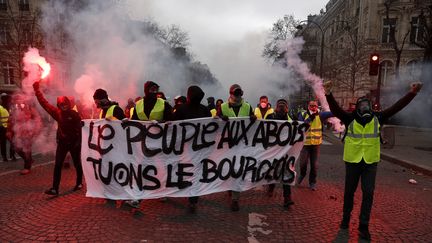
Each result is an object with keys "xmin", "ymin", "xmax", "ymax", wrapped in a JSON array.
[
  {"xmin": 249, "ymin": 114, "xmax": 257, "ymax": 123},
  {"xmin": 323, "ymin": 80, "xmax": 332, "ymax": 95},
  {"xmin": 410, "ymin": 82, "xmax": 423, "ymax": 94},
  {"xmin": 220, "ymin": 115, "xmax": 229, "ymax": 121},
  {"xmin": 33, "ymin": 81, "xmax": 40, "ymax": 90},
  {"xmin": 105, "ymin": 117, "xmax": 112, "ymax": 121}
]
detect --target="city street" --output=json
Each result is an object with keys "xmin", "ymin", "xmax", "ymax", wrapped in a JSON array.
[{"xmin": 1, "ymin": 134, "xmax": 431, "ymax": 242}]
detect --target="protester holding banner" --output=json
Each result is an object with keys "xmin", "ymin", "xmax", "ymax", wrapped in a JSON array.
[
  {"xmin": 324, "ymin": 80, "xmax": 423, "ymax": 240},
  {"xmin": 93, "ymin": 89, "xmax": 125, "ymax": 120},
  {"xmin": 217, "ymin": 83, "xmax": 256, "ymax": 211},
  {"xmin": 33, "ymin": 81, "xmax": 83, "ymax": 196},
  {"xmin": 131, "ymin": 81, "xmax": 173, "ymax": 122},
  {"xmin": 297, "ymin": 100, "xmax": 333, "ymax": 191},
  {"xmin": 214, "ymin": 99, "xmax": 223, "ymax": 118},
  {"xmin": 267, "ymin": 99, "xmax": 295, "ymax": 207},
  {"xmin": 173, "ymin": 85, "xmax": 212, "ymax": 213},
  {"xmin": 254, "ymin": 96, "xmax": 274, "ymax": 119}
]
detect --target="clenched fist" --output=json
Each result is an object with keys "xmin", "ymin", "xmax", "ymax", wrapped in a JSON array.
[
  {"xmin": 410, "ymin": 82, "xmax": 423, "ymax": 94},
  {"xmin": 323, "ymin": 80, "xmax": 333, "ymax": 95}
]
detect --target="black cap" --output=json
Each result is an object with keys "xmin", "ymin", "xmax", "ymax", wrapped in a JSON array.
[{"xmin": 93, "ymin": 89, "xmax": 108, "ymax": 100}]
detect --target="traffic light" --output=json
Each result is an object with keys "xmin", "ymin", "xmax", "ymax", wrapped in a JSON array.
[{"xmin": 369, "ymin": 53, "xmax": 380, "ymax": 76}]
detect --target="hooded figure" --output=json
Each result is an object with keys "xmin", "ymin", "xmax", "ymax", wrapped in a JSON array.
[
  {"xmin": 131, "ymin": 81, "xmax": 173, "ymax": 121},
  {"xmin": 173, "ymin": 85, "xmax": 210, "ymax": 120},
  {"xmin": 93, "ymin": 88, "xmax": 125, "ymax": 120},
  {"xmin": 33, "ymin": 81, "xmax": 83, "ymax": 195},
  {"xmin": 173, "ymin": 85, "xmax": 211, "ymax": 213}
]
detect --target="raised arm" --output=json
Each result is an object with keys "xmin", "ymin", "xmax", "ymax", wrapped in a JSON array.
[
  {"xmin": 324, "ymin": 81, "xmax": 351, "ymax": 124},
  {"xmin": 380, "ymin": 82, "xmax": 422, "ymax": 119},
  {"xmin": 33, "ymin": 81, "xmax": 59, "ymax": 121}
]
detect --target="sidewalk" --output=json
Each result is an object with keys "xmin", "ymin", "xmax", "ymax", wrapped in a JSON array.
[{"xmin": 325, "ymin": 125, "xmax": 432, "ymax": 176}]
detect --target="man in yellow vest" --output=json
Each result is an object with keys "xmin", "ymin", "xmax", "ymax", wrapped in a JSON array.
[
  {"xmin": 254, "ymin": 96, "xmax": 274, "ymax": 119},
  {"xmin": 217, "ymin": 84, "xmax": 256, "ymax": 211},
  {"xmin": 131, "ymin": 81, "xmax": 173, "ymax": 122},
  {"xmin": 93, "ymin": 89, "xmax": 125, "ymax": 120},
  {"xmin": 324, "ymin": 80, "xmax": 423, "ymax": 240},
  {"xmin": 297, "ymin": 100, "xmax": 333, "ymax": 191},
  {"xmin": 129, "ymin": 81, "xmax": 173, "ymax": 208},
  {"xmin": 0, "ymin": 98, "xmax": 9, "ymax": 162}
]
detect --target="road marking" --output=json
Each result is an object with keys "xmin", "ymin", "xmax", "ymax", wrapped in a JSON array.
[{"xmin": 248, "ymin": 213, "xmax": 272, "ymax": 243}]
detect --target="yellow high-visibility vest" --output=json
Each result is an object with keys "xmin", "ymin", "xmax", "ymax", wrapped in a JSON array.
[
  {"xmin": 254, "ymin": 107, "xmax": 274, "ymax": 119},
  {"xmin": 0, "ymin": 105, "xmax": 9, "ymax": 128},
  {"xmin": 221, "ymin": 102, "xmax": 251, "ymax": 117},
  {"xmin": 304, "ymin": 113, "xmax": 322, "ymax": 145},
  {"xmin": 99, "ymin": 105, "xmax": 118, "ymax": 120},
  {"xmin": 129, "ymin": 107, "xmax": 134, "ymax": 119},
  {"xmin": 135, "ymin": 98, "xmax": 165, "ymax": 121},
  {"xmin": 343, "ymin": 116, "xmax": 380, "ymax": 164}
]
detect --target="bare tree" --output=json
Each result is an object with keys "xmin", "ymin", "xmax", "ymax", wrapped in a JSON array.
[
  {"xmin": 384, "ymin": 0, "xmax": 411, "ymax": 78},
  {"xmin": 324, "ymin": 27, "xmax": 370, "ymax": 97},
  {"xmin": 0, "ymin": 0, "xmax": 44, "ymax": 88},
  {"xmin": 262, "ymin": 15, "xmax": 300, "ymax": 61},
  {"xmin": 412, "ymin": 4, "xmax": 432, "ymax": 63}
]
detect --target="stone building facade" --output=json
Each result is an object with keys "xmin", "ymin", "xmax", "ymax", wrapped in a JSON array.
[{"xmin": 298, "ymin": 0, "xmax": 430, "ymax": 109}]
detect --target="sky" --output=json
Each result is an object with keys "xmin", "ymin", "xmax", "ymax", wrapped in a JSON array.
[{"xmin": 126, "ymin": 0, "xmax": 328, "ymax": 97}]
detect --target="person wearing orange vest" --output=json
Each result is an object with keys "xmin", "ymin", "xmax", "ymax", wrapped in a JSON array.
[
  {"xmin": 254, "ymin": 96, "xmax": 274, "ymax": 119},
  {"xmin": 324, "ymin": 80, "xmax": 422, "ymax": 240},
  {"xmin": 297, "ymin": 100, "xmax": 333, "ymax": 191},
  {"xmin": 93, "ymin": 89, "xmax": 125, "ymax": 120}
]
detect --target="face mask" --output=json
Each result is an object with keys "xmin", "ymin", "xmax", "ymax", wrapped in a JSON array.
[{"xmin": 260, "ymin": 102, "xmax": 267, "ymax": 109}]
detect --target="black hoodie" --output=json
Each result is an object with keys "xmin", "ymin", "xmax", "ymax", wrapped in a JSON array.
[{"xmin": 173, "ymin": 86, "xmax": 211, "ymax": 120}]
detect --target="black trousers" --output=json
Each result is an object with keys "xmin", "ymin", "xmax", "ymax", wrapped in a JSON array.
[
  {"xmin": 188, "ymin": 197, "xmax": 198, "ymax": 204},
  {"xmin": 343, "ymin": 160, "xmax": 377, "ymax": 226},
  {"xmin": 268, "ymin": 184, "xmax": 291, "ymax": 197},
  {"xmin": 299, "ymin": 145, "xmax": 320, "ymax": 185},
  {"xmin": 52, "ymin": 142, "xmax": 83, "ymax": 191},
  {"xmin": 15, "ymin": 148, "xmax": 33, "ymax": 169},
  {"xmin": 0, "ymin": 126, "xmax": 7, "ymax": 160}
]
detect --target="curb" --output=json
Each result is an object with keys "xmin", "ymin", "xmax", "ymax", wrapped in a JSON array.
[
  {"xmin": 323, "ymin": 132, "xmax": 432, "ymax": 176},
  {"xmin": 380, "ymin": 153, "xmax": 432, "ymax": 176}
]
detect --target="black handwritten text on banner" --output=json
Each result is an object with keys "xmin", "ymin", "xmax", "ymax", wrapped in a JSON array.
[{"xmin": 81, "ymin": 118, "xmax": 308, "ymax": 199}]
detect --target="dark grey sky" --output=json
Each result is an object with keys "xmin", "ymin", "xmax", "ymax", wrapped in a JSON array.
[{"xmin": 127, "ymin": 0, "xmax": 328, "ymax": 93}]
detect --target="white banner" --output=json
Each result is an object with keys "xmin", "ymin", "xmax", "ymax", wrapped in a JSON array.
[{"xmin": 81, "ymin": 117, "xmax": 308, "ymax": 199}]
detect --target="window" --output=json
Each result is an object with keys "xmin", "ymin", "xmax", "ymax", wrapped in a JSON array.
[
  {"xmin": 382, "ymin": 18, "xmax": 396, "ymax": 43},
  {"xmin": 410, "ymin": 17, "xmax": 424, "ymax": 44},
  {"xmin": 22, "ymin": 25, "xmax": 32, "ymax": 44},
  {"xmin": 2, "ymin": 62, "xmax": 14, "ymax": 85},
  {"xmin": 0, "ymin": 0, "xmax": 7, "ymax": 11},
  {"xmin": 406, "ymin": 60, "xmax": 421, "ymax": 80},
  {"xmin": 19, "ymin": 0, "xmax": 30, "ymax": 11},
  {"xmin": 380, "ymin": 60, "xmax": 393, "ymax": 86},
  {"xmin": 0, "ymin": 25, "xmax": 9, "ymax": 45}
]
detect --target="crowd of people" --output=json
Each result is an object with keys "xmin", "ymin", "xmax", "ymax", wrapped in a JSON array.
[{"xmin": 0, "ymin": 79, "xmax": 422, "ymax": 241}]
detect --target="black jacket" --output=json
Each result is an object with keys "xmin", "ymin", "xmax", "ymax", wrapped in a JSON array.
[
  {"xmin": 34, "ymin": 87, "xmax": 81, "ymax": 144},
  {"xmin": 326, "ymin": 92, "xmax": 417, "ymax": 127},
  {"xmin": 174, "ymin": 86, "xmax": 211, "ymax": 120}
]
